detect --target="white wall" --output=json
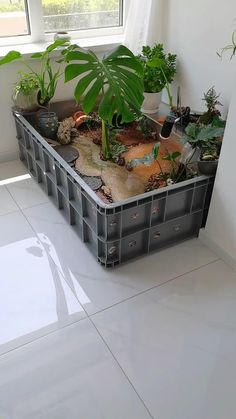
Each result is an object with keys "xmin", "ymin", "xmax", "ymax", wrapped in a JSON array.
[
  {"xmin": 162, "ymin": 0, "xmax": 236, "ymax": 116},
  {"xmin": 162, "ymin": 0, "xmax": 236, "ymax": 267},
  {"xmin": 200, "ymin": 86, "xmax": 236, "ymax": 267}
]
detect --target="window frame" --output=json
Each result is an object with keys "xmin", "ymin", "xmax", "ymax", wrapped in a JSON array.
[{"xmin": 0, "ymin": 0, "xmax": 126, "ymax": 46}]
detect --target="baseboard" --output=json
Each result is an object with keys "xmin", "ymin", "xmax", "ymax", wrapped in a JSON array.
[
  {"xmin": 199, "ymin": 229, "xmax": 236, "ymax": 272},
  {"xmin": 0, "ymin": 151, "xmax": 19, "ymax": 163}
]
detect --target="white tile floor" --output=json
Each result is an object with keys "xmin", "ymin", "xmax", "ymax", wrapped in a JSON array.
[{"xmin": 0, "ymin": 160, "xmax": 236, "ymax": 419}]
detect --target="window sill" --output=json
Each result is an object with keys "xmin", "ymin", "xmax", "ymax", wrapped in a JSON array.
[{"xmin": 0, "ymin": 34, "xmax": 124, "ymax": 59}]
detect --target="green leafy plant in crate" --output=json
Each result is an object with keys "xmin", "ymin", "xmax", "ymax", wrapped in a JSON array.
[
  {"xmin": 64, "ymin": 44, "xmax": 144, "ymax": 160},
  {"xmin": 183, "ymin": 120, "xmax": 225, "ymax": 161},
  {"xmin": 137, "ymin": 44, "xmax": 177, "ymax": 107}
]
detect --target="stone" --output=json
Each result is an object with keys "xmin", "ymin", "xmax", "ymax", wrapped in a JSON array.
[
  {"xmin": 101, "ymin": 185, "xmax": 112, "ymax": 198},
  {"xmin": 73, "ymin": 136, "xmax": 146, "ymax": 202},
  {"xmin": 81, "ymin": 175, "xmax": 102, "ymax": 191},
  {"xmin": 57, "ymin": 117, "xmax": 75, "ymax": 145},
  {"xmin": 101, "ymin": 166, "xmax": 145, "ymax": 202},
  {"xmin": 54, "ymin": 145, "xmax": 79, "ymax": 165}
]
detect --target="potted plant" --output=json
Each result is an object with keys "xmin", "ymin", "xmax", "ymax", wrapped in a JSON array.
[
  {"xmin": 198, "ymin": 86, "xmax": 223, "ymax": 125},
  {"xmin": 0, "ymin": 39, "xmax": 70, "ymax": 138},
  {"xmin": 218, "ymin": 29, "xmax": 236, "ymax": 59},
  {"xmin": 64, "ymin": 44, "xmax": 144, "ymax": 160},
  {"xmin": 137, "ymin": 44, "xmax": 177, "ymax": 113},
  {"xmin": 183, "ymin": 118, "xmax": 225, "ymax": 175},
  {"xmin": 12, "ymin": 72, "xmax": 39, "ymax": 112}
]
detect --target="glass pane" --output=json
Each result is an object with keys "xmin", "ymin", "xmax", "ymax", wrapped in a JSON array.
[
  {"xmin": 42, "ymin": 0, "xmax": 122, "ymax": 33},
  {"xmin": 0, "ymin": 0, "xmax": 29, "ymax": 37}
]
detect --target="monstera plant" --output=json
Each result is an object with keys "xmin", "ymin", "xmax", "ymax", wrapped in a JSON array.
[{"xmin": 64, "ymin": 44, "xmax": 144, "ymax": 159}]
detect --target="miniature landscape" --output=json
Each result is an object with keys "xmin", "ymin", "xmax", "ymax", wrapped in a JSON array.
[{"xmin": 41, "ymin": 110, "xmax": 195, "ymax": 203}]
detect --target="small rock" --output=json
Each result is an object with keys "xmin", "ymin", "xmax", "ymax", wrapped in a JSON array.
[
  {"xmin": 96, "ymin": 190, "xmax": 112, "ymax": 204},
  {"xmin": 57, "ymin": 117, "xmax": 75, "ymax": 145},
  {"xmin": 71, "ymin": 128, "xmax": 79, "ymax": 138},
  {"xmin": 117, "ymin": 157, "xmax": 125, "ymax": 166},
  {"xmin": 81, "ymin": 175, "xmax": 102, "ymax": 191},
  {"xmin": 101, "ymin": 185, "xmax": 112, "ymax": 198}
]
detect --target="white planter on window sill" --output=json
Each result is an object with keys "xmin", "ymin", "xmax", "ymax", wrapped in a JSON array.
[{"xmin": 141, "ymin": 91, "xmax": 163, "ymax": 114}]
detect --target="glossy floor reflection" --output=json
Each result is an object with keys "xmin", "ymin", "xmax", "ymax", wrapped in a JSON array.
[{"xmin": 1, "ymin": 160, "xmax": 236, "ymax": 419}]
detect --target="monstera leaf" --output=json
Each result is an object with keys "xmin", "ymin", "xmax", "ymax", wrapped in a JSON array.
[{"xmin": 65, "ymin": 45, "xmax": 144, "ymax": 125}]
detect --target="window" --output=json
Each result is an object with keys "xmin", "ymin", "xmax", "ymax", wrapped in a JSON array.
[
  {"xmin": 0, "ymin": 0, "xmax": 30, "ymax": 37},
  {"xmin": 42, "ymin": 0, "xmax": 123, "ymax": 33},
  {"xmin": 0, "ymin": 0, "xmax": 124, "ymax": 44}
]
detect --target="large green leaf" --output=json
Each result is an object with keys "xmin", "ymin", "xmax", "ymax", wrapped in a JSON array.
[
  {"xmin": 197, "ymin": 125, "xmax": 225, "ymax": 141},
  {"xmin": 65, "ymin": 44, "xmax": 144, "ymax": 125},
  {"xmin": 0, "ymin": 50, "xmax": 21, "ymax": 65}
]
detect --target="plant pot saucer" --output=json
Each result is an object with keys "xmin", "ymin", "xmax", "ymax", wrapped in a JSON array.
[{"xmin": 54, "ymin": 145, "xmax": 79, "ymax": 165}]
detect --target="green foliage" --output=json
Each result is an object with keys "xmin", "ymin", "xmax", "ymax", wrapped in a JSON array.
[
  {"xmin": 202, "ymin": 86, "xmax": 222, "ymax": 111},
  {"xmin": 183, "ymin": 122, "xmax": 224, "ymax": 159},
  {"xmin": 0, "ymin": 51, "xmax": 21, "ymax": 65},
  {"xmin": 109, "ymin": 138, "xmax": 127, "ymax": 162},
  {"xmin": 212, "ymin": 115, "xmax": 226, "ymax": 128},
  {"xmin": 14, "ymin": 73, "xmax": 39, "ymax": 96},
  {"xmin": 162, "ymin": 151, "xmax": 181, "ymax": 180},
  {"xmin": 162, "ymin": 151, "xmax": 181, "ymax": 162},
  {"xmin": 137, "ymin": 44, "xmax": 177, "ymax": 93},
  {"xmin": 152, "ymin": 143, "xmax": 161, "ymax": 160},
  {"xmin": 65, "ymin": 44, "xmax": 144, "ymax": 159},
  {"xmin": 0, "ymin": 39, "xmax": 69, "ymax": 106},
  {"xmin": 135, "ymin": 115, "xmax": 153, "ymax": 139},
  {"xmin": 0, "ymin": 0, "xmax": 118, "ymax": 13},
  {"xmin": 217, "ymin": 29, "xmax": 236, "ymax": 59},
  {"xmin": 201, "ymin": 145, "xmax": 219, "ymax": 161},
  {"xmin": 65, "ymin": 44, "xmax": 144, "ymax": 124},
  {"xmin": 184, "ymin": 123, "xmax": 224, "ymax": 144},
  {"xmin": 199, "ymin": 86, "xmax": 222, "ymax": 124},
  {"xmin": 42, "ymin": 0, "xmax": 118, "ymax": 14},
  {"xmin": 0, "ymin": 1, "xmax": 24, "ymax": 13}
]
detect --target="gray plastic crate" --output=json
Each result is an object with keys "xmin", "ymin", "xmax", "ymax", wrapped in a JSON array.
[{"xmin": 14, "ymin": 106, "xmax": 215, "ymax": 268}]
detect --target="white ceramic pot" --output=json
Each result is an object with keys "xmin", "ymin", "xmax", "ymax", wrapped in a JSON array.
[
  {"xmin": 141, "ymin": 91, "xmax": 162, "ymax": 114},
  {"xmin": 54, "ymin": 31, "xmax": 71, "ymax": 43},
  {"xmin": 12, "ymin": 89, "xmax": 39, "ymax": 112}
]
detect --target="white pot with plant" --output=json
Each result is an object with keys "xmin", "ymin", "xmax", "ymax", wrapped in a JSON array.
[
  {"xmin": 12, "ymin": 73, "xmax": 39, "ymax": 112},
  {"xmin": 0, "ymin": 39, "xmax": 70, "ymax": 138},
  {"xmin": 137, "ymin": 44, "xmax": 177, "ymax": 114}
]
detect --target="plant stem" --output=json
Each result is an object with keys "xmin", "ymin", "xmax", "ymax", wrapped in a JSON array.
[
  {"xmin": 165, "ymin": 82, "xmax": 173, "ymax": 108},
  {"xmin": 160, "ymin": 67, "xmax": 173, "ymax": 108},
  {"xmin": 174, "ymin": 147, "xmax": 198, "ymax": 184},
  {"xmin": 101, "ymin": 119, "xmax": 111, "ymax": 159},
  {"xmin": 156, "ymin": 158, "xmax": 164, "ymax": 175}
]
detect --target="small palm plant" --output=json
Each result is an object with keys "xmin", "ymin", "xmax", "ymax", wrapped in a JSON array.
[{"xmin": 64, "ymin": 44, "xmax": 144, "ymax": 160}]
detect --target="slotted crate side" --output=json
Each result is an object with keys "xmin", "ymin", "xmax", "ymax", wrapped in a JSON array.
[{"xmin": 14, "ymin": 112, "xmax": 215, "ymax": 268}]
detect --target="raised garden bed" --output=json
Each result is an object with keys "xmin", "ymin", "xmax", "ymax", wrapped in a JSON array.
[{"xmin": 13, "ymin": 101, "xmax": 215, "ymax": 268}]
